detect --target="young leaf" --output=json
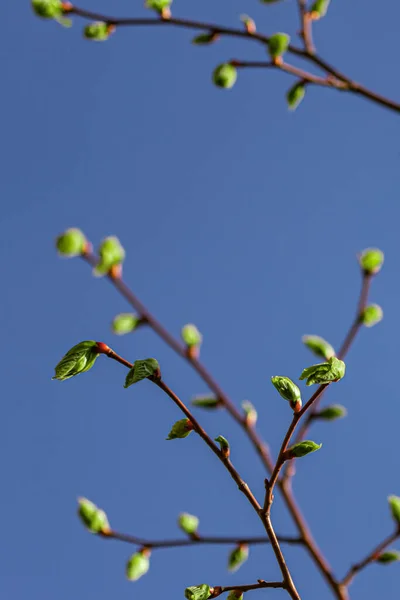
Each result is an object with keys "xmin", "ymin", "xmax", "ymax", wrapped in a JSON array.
[
  {"xmin": 359, "ymin": 248, "xmax": 384, "ymax": 274},
  {"xmin": 299, "ymin": 356, "xmax": 345, "ymax": 386},
  {"xmin": 271, "ymin": 376, "xmax": 302, "ymax": 409},
  {"xmin": 361, "ymin": 304, "xmax": 383, "ymax": 327},
  {"xmin": 287, "ymin": 82, "xmax": 306, "ymax": 111},
  {"xmin": 145, "ymin": 0, "xmax": 172, "ymax": 15},
  {"xmin": 212, "ymin": 64, "xmax": 237, "ymax": 89},
  {"xmin": 228, "ymin": 545, "xmax": 249, "ymax": 572},
  {"xmin": 287, "ymin": 440, "xmax": 322, "ymax": 458},
  {"xmin": 84, "ymin": 22, "xmax": 113, "ymax": 41},
  {"xmin": 126, "ymin": 550, "xmax": 150, "ymax": 581},
  {"xmin": 52, "ymin": 341, "xmax": 100, "ymax": 381},
  {"xmin": 124, "ymin": 358, "xmax": 160, "ymax": 388},
  {"xmin": 77, "ymin": 497, "xmax": 110, "ymax": 534},
  {"xmin": 377, "ymin": 550, "xmax": 400, "ymax": 564},
  {"xmin": 167, "ymin": 418, "xmax": 193, "ymax": 440},
  {"xmin": 302, "ymin": 335, "xmax": 335, "ymax": 360},
  {"xmin": 310, "ymin": 0, "xmax": 331, "ymax": 19},
  {"xmin": 192, "ymin": 33, "xmax": 218, "ymax": 45},
  {"xmin": 178, "ymin": 513, "xmax": 199, "ymax": 535},
  {"xmin": 56, "ymin": 228, "xmax": 87, "ymax": 257},
  {"xmin": 93, "ymin": 236, "xmax": 125, "ymax": 277},
  {"xmin": 185, "ymin": 584, "xmax": 212, "ymax": 600}
]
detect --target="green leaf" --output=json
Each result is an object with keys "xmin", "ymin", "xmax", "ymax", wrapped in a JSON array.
[
  {"xmin": 126, "ymin": 550, "xmax": 150, "ymax": 581},
  {"xmin": 287, "ymin": 82, "xmax": 306, "ymax": 111},
  {"xmin": 192, "ymin": 394, "xmax": 220, "ymax": 409},
  {"xmin": 228, "ymin": 545, "xmax": 249, "ymax": 572},
  {"xmin": 94, "ymin": 236, "xmax": 125, "ymax": 277},
  {"xmin": 215, "ymin": 435, "xmax": 230, "ymax": 452},
  {"xmin": 227, "ymin": 593, "xmax": 244, "ymax": 600},
  {"xmin": 361, "ymin": 304, "xmax": 383, "ymax": 328},
  {"xmin": 299, "ymin": 356, "xmax": 346, "ymax": 386},
  {"xmin": 388, "ymin": 495, "xmax": 400, "ymax": 526},
  {"xmin": 302, "ymin": 335, "xmax": 335, "ymax": 360},
  {"xmin": 212, "ymin": 64, "xmax": 237, "ymax": 89},
  {"xmin": 53, "ymin": 341, "xmax": 100, "ymax": 381},
  {"xmin": 316, "ymin": 404, "xmax": 347, "ymax": 421},
  {"xmin": 145, "ymin": 0, "xmax": 172, "ymax": 14},
  {"xmin": 359, "ymin": 248, "xmax": 384, "ymax": 274},
  {"xmin": 288, "ymin": 440, "xmax": 322, "ymax": 458},
  {"xmin": 124, "ymin": 358, "xmax": 160, "ymax": 388},
  {"xmin": 56, "ymin": 228, "xmax": 87, "ymax": 257},
  {"xmin": 84, "ymin": 22, "xmax": 112, "ymax": 41},
  {"xmin": 192, "ymin": 33, "xmax": 217, "ymax": 45},
  {"xmin": 311, "ymin": 0, "xmax": 331, "ymax": 18},
  {"xmin": 185, "ymin": 584, "xmax": 212, "ymax": 600},
  {"xmin": 181, "ymin": 324, "xmax": 203, "ymax": 347},
  {"xmin": 32, "ymin": 0, "xmax": 62, "ymax": 18},
  {"xmin": 268, "ymin": 33, "xmax": 290, "ymax": 59},
  {"xmin": 112, "ymin": 313, "xmax": 140, "ymax": 335},
  {"xmin": 77, "ymin": 497, "xmax": 110, "ymax": 534},
  {"xmin": 167, "ymin": 418, "xmax": 193, "ymax": 440},
  {"xmin": 377, "ymin": 550, "xmax": 400, "ymax": 564},
  {"xmin": 271, "ymin": 376, "xmax": 301, "ymax": 408},
  {"xmin": 242, "ymin": 400, "xmax": 258, "ymax": 426},
  {"xmin": 178, "ymin": 513, "xmax": 199, "ymax": 535}
]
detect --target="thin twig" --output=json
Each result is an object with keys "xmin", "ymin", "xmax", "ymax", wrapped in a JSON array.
[
  {"xmin": 296, "ymin": 0, "xmax": 315, "ymax": 53},
  {"xmin": 212, "ymin": 580, "xmax": 285, "ymax": 596},
  {"xmin": 101, "ymin": 530, "xmax": 302, "ymax": 549},
  {"xmin": 341, "ymin": 529, "xmax": 400, "ymax": 587},
  {"xmin": 63, "ymin": 4, "xmax": 400, "ymax": 113}
]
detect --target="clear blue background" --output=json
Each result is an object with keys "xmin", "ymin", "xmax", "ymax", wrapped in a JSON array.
[{"xmin": 2, "ymin": 1, "xmax": 399, "ymax": 599}]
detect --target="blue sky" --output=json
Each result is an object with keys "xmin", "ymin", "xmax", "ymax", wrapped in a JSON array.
[{"xmin": 2, "ymin": 1, "xmax": 400, "ymax": 599}]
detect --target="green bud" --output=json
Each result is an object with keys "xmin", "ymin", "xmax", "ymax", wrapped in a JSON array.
[
  {"xmin": 212, "ymin": 64, "xmax": 237, "ymax": 89},
  {"xmin": 271, "ymin": 376, "xmax": 302, "ymax": 410},
  {"xmin": 145, "ymin": 0, "xmax": 172, "ymax": 14},
  {"xmin": 126, "ymin": 549, "xmax": 150, "ymax": 581},
  {"xmin": 287, "ymin": 82, "xmax": 306, "ymax": 111},
  {"xmin": 93, "ymin": 236, "xmax": 125, "ymax": 277},
  {"xmin": 287, "ymin": 440, "xmax": 322, "ymax": 458},
  {"xmin": 192, "ymin": 33, "xmax": 217, "ymax": 45},
  {"xmin": 167, "ymin": 418, "xmax": 193, "ymax": 440},
  {"xmin": 185, "ymin": 584, "xmax": 212, "ymax": 600},
  {"xmin": 242, "ymin": 400, "xmax": 258, "ymax": 426},
  {"xmin": 77, "ymin": 497, "xmax": 110, "ymax": 534},
  {"xmin": 377, "ymin": 550, "xmax": 400, "ymax": 564},
  {"xmin": 112, "ymin": 313, "xmax": 140, "ymax": 335},
  {"xmin": 315, "ymin": 404, "xmax": 347, "ymax": 421},
  {"xmin": 178, "ymin": 513, "xmax": 199, "ymax": 535},
  {"xmin": 56, "ymin": 228, "xmax": 87, "ymax": 257},
  {"xmin": 31, "ymin": 0, "xmax": 71, "ymax": 26},
  {"xmin": 310, "ymin": 0, "xmax": 331, "ymax": 18},
  {"xmin": 228, "ymin": 544, "xmax": 249, "ymax": 572},
  {"xmin": 388, "ymin": 495, "xmax": 400, "ymax": 526},
  {"xmin": 361, "ymin": 304, "xmax": 383, "ymax": 328},
  {"xmin": 215, "ymin": 435, "xmax": 230, "ymax": 457},
  {"xmin": 227, "ymin": 593, "xmax": 244, "ymax": 600},
  {"xmin": 299, "ymin": 356, "xmax": 346, "ymax": 386},
  {"xmin": 84, "ymin": 22, "xmax": 111, "ymax": 41},
  {"xmin": 268, "ymin": 33, "xmax": 290, "ymax": 59},
  {"xmin": 124, "ymin": 358, "xmax": 160, "ymax": 388},
  {"xmin": 53, "ymin": 341, "xmax": 100, "ymax": 381},
  {"xmin": 359, "ymin": 248, "xmax": 384, "ymax": 274},
  {"xmin": 181, "ymin": 324, "xmax": 202, "ymax": 347},
  {"xmin": 192, "ymin": 394, "xmax": 220, "ymax": 409},
  {"xmin": 302, "ymin": 335, "xmax": 335, "ymax": 360}
]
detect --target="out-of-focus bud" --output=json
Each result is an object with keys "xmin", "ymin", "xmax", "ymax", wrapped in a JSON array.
[
  {"xmin": 77, "ymin": 497, "xmax": 110, "ymax": 534},
  {"xmin": 178, "ymin": 513, "xmax": 199, "ymax": 536},
  {"xmin": 126, "ymin": 549, "xmax": 151, "ymax": 581},
  {"xmin": 242, "ymin": 400, "xmax": 258, "ymax": 426},
  {"xmin": 93, "ymin": 236, "xmax": 125, "ymax": 277},
  {"xmin": 267, "ymin": 33, "xmax": 290, "ymax": 60},
  {"xmin": 192, "ymin": 394, "xmax": 221, "ymax": 410},
  {"xmin": 310, "ymin": 0, "xmax": 331, "ymax": 19},
  {"xmin": 302, "ymin": 335, "xmax": 335, "ymax": 360},
  {"xmin": 358, "ymin": 248, "xmax": 384, "ymax": 275},
  {"xmin": 286, "ymin": 82, "xmax": 306, "ymax": 111},
  {"xmin": 167, "ymin": 418, "xmax": 194, "ymax": 440},
  {"xmin": 192, "ymin": 32, "xmax": 219, "ymax": 45},
  {"xmin": 377, "ymin": 550, "xmax": 400, "ymax": 564},
  {"xmin": 145, "ymin": 0, "xmax": 172, "ymax": 17},
  {"xmin": 360, "ymin": 304, "xmax": 383, "ymax": 328},
  {"xmin": 388, "ymin": 495, "xmax": 400, "ymax": 526},
  {"xmin": 84, "ymin": 22, "xmax": 115, "ymax": 41},
  {"xmin": 315, "ymin": 404, "xmax": 347, "ymax": 421},
  {"xmin": 56, "ymin": 228, "xmax": 87, "ymax": 257},
  {"xmin": 212, "ymin": 64, "xmax": 237, "ymax": 89},
  {"xmin": 240, "ymin": 14, "xmax": 256, "ymax": 34},
  {"xmin": 228, "ymin": 544, "xmax": 249, "ymax": 572},
  {"xmin": 112, "ymin": 313, "xmax": 141, "ymax": 335},
  {"xmin": 299, "ymin": 356, "xmax": 345, "ymax": 386}
]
